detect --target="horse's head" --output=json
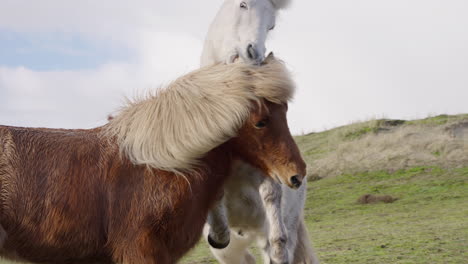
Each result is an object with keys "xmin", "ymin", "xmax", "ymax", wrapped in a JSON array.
[
  {"xmin": 201, "ymin": 0, "xmax": 291, "ymax": 66},
  {"xmin": 231, "ymin": 99, "xmax": 306, "ymax": 189},
  {"xmin": 226, "ymin": 54, "xmax": 305, "ymax": 189}
]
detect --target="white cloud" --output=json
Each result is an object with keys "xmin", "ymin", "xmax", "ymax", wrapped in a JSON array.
[
  {"xmin": 0, "ymin": 30, "xmax": 203, "ymax": 129},
  {"xmin": 0, "ymin": 0, "xmax": 220, "ymax": 45}
]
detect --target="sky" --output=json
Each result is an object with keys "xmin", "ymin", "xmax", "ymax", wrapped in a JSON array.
[{"xmin": 1, "ymin": 0, "xmax": 467, "ymax": 134}]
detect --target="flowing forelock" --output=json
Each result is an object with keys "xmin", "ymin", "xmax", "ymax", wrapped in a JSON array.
[{"xmin": 104, "ymin": 56, "xmax": 294, "ymax": 173}]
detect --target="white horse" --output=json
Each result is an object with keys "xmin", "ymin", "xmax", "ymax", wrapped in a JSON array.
[{"xmin": 201, "ymin": 1, "xmax": 319, "ymax": 263}]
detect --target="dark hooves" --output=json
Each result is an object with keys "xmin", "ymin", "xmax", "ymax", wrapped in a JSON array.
[{"xmin": 207, "ymin": 235, "xmax": 230, "ymax": 249}]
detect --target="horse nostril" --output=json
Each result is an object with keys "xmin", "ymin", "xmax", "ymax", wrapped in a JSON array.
[
  {"xmin": 247, "ymin": 44, "xmax": 258, "ymax": 60},
  {"xmin": 290, "ymin": 175, "xmax": 302, "ymax": 188}
]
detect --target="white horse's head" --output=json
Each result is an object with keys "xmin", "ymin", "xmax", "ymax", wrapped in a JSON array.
[{"xmin": 201, "ymin": 0, "xmax": 291, "ymax": 66}]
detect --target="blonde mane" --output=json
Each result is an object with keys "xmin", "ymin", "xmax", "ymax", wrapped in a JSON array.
[{"xmin": 105, "ymin": 55, "xmax": 295, "ymax": 173}]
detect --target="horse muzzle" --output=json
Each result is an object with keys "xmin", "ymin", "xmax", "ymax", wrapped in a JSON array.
[
  {"xmin": 271, "ymin": 170, "xmax": 306, "ymax": 190},
  {"xmin": 290, "ymin": 175, "xmax": 303, "ymax": 189},
  {"xmin": 245, "ymin": 44, "xmax": 264, "ymax": 65}
]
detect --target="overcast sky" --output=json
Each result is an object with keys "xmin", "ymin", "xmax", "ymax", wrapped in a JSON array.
[{"xmin": 1, "ymin": 0, "xmax": 467, "ymax": 134}]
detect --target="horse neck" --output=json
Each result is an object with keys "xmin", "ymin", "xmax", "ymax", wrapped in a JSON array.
[
  {"xmin": 200, "ymin": 28, "xmax": 224, "ymax": 67},
  {"xmin": 200, "ymin": 142, "xmax": 234, "ymax": 181},
  {"xmin": 200, "ymin": 1, "xmax": 233, "ymax": 67}
]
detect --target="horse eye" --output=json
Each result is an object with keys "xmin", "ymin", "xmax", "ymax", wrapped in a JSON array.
[
  {"xmin": 255, "ymin": 119, "xmax": 269, "ymax": 129},
  {"xmin": 240, "ymin": 2, "xmax": 248, "ymax": 9},
  {"xmin": 269, "ymin": 25, "xmax": 275, "ymax": 31}
]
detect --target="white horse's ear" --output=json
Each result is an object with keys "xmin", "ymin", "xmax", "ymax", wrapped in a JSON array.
[{"xmin": 270, "ymin": 0, "xmax": 291, "ymax": 10}]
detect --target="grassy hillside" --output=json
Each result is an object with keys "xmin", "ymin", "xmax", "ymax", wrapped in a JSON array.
[
  {"xmin": 182, "ymin": 114, "xmax": 468, "ymax": 263},
  {"xmin": 297, "ymin": 114, "xmax": 468, "ymax": 179}
]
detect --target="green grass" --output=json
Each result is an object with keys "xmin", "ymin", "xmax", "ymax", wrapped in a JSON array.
[
  {"xmin": 182, "ymin": 166, "xmax": 468, "ymax": 263},
  {"xmin": 306, "ymin": 166, "xmax": 467, "ymax": 263}
]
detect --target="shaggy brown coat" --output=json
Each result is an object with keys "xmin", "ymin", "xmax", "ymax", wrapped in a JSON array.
[{"xmin": 0, "ymin": 126, "xmax": 232, "ymax": 263}]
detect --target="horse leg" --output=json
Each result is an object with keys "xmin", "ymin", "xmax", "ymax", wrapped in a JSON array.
[
  {"xmin": 283, "ymin": 182, "xmax": 319, "ymax": 264},
  {"xmin": 204, "ymin": 196, "xmax": 230, "ymax": 249},
  {"xmin": 259, "ymin": 177, "xmax": 289, "ymax": 264},
  {"xmin": 292, "ymin": 218, "xmax": 320, "ymax": 264},
  {"xmin": 208, "ymin": 229, "xmax": 256, "ymax": 264},
  {"xmin": 285, "ymin": 219, "xmax": 299, "ymax": 263}
]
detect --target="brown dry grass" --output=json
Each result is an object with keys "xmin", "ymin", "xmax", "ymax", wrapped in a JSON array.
[{"xmin": 298, "ymin": 115, "xmax": 468, "ymax": 179}]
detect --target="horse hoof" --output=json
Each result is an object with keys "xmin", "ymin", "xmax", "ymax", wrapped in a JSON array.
[{"xmin": 207, "ymin": 235, "xmax": 230, "ymax": 249}]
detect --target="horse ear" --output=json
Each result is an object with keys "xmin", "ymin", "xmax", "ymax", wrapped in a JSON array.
[{"xmin": 270, "ymin": 0, "xmax": 292, "ymax": 10}]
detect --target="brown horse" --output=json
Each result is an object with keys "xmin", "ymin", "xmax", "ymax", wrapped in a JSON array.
[{"xmin": 0, "ymin": 55, "xmax": 306, "ymax": 264}]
